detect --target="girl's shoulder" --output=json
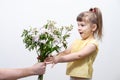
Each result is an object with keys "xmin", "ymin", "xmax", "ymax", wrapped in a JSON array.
[
  {"xmin": 89, "ymin": 39, "xmax": 98, "ymax": 44},
  {"xmin": 88, "ymin": 39, "xmax": 99, "ymax": 49}
]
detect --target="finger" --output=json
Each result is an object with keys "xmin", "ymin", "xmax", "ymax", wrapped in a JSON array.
[
  {"xmin": 45, "ymin": 61, "xmax": 52, "ymax": 65},
  {"xmin": 51, "ymin": 63, "xmax": 55, "ymax": 68},
  {"xmin": 43, "ymin": 61, "xmax": 46, "ymax": 66},
  {"xmin": 44, "ymin": 60, "xmax": 53, "ymax": 65},
  {"xmin": 48, "ymin": 54, "xmax": 53, "ymax": 57},
  {"xmin": 44, "ymin": 57, "xmax": 51, "ymax": 62}
]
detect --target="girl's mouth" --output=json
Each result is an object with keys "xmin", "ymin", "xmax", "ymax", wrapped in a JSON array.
[{"xmin": 80, "ymin": 32, "xmax": 83, "ymax": 34}]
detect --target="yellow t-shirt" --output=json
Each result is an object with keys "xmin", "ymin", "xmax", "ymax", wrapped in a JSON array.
[{"xmin": 66, "ymin": 39, "xmax": 98, "ymax": 78}]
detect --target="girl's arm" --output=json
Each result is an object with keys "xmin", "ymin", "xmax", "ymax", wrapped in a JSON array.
[
  {"xmin": 57, "ymin": 46, "xmax": 71, "ymax": 57},
  {"xmin": 45, "ymin": 47, "xmax": 71, "ymax": 65},
  {"xmin": 53, "ymin": 43, "xmax": 97, "ymax": 63}
]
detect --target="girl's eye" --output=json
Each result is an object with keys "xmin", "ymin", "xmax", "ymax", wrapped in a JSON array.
[
  {"xmin": 78, "ymin": 24, "xmax": 84, "ymax": 26},
  {"xmin": 81, "ymin": 24, "xmax": 85, "ymax": 27}
]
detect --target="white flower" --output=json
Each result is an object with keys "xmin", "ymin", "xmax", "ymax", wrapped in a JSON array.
[
  {"xmin": 40, "ymin": 40, "xmax": 46, "ymax": 44},
  {"xmin": 52, "ymin": 35, "xmax": 58, "ymax": 42},
  {"xmin": 33, "ymin": 35, "xmax": 39, "ymax": 42}
]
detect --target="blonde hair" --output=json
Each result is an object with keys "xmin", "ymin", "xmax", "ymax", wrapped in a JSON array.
[{"xmin": 76, "ymin": 7, "xmax": 103, "ymax": 40}]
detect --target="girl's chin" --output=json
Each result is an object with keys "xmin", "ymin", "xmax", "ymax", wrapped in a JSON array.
[
  {"xmin": 81, "ymin": 37, "xmax": 86, "ymax": 40},
  {"xmin": 80, "ymin": 35, "xmax": 87, "ymax": 40}
]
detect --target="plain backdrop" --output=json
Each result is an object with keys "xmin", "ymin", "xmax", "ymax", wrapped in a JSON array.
[{"xmin": 0, "ymin": 0, "xmax": 120, "ymax": 80}]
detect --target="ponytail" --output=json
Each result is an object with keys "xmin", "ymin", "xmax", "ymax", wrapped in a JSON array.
[
  {"xmin": 93, "ymin": 7, "xmax": 103, "ymax": 39},
  {"xmin": 89, "ymin": 7, "xmax": 103, "ymax": 39}
]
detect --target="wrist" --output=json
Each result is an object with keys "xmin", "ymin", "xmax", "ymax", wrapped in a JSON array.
[
  {"xmin": 28, "ymin": 67, "xmax": 36, "ymax": 75},
  {"xmin": 54, "ymin": 56, "xmax": 60, "ymax": 63}
]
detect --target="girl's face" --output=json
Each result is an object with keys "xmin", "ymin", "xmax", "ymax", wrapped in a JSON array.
[{"xmin": 77, "ymin": 21, "xmax": 94, "ymax": 40}]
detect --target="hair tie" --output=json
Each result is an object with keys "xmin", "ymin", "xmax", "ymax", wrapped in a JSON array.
[{"xmin": 89, "ymin": 8, "xmax": 96, "ymax": 13}]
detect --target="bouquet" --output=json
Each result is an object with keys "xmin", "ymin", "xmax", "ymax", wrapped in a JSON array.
[{"xmin": 21, "ymin": 20, "xmax": 73, "ymax": 80}]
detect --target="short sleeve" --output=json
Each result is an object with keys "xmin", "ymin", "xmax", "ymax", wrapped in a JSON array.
[{"xmin": 88, "ymin": 40, "xmax": 99, "ymax": 51}]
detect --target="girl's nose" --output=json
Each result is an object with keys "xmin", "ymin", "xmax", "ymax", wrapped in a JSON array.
[{"xmin": 78, "ymin": 27, "xmax": 81, "ymax": 30}]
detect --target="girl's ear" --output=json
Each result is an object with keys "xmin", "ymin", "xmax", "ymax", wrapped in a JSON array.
[{"xmin": 92, "ymin": 24, "xmax": 97, "ymax": 32}]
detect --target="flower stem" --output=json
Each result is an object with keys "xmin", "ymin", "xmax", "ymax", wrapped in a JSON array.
[{"xmin": 38, "ymin": 75, "xmax": 43, "ymax": 80}]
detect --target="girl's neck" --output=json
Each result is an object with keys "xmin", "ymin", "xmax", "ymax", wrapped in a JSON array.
[{"xmin": 82, "ymin": 35, "xmax": 95, "ymax": 41}]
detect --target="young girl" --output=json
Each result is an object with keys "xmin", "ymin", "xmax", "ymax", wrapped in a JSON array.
[{"xmin": 46, "ymin": 7, "xmax": 102, "ymax": 80}]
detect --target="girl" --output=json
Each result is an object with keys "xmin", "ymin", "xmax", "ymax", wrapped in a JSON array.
[{"xmin": 46, "ymin": 7, "xmax": 103, "ymax": 80}]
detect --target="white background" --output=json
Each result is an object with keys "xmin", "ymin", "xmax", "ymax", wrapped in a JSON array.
[{"xmin": 0, "ymin": 0, "xmax": 120, "ymax": 80}]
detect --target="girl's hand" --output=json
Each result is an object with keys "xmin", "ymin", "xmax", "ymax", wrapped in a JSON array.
[
  {"xmin": 44, "ymin": 55, "xmax": 54, "ymax": 64},
  {"xmin": 44, "ymin": 55, "xmax": 58, "ymax": 68},
  {"xmin": 51, "ymin": 56, "xmax": 58, "ymax": 68}
]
